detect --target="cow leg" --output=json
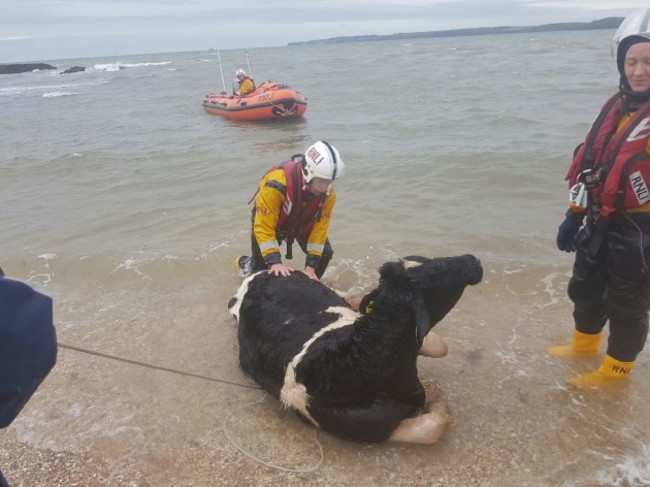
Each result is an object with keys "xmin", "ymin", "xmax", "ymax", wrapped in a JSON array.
[
  {"xmin": 419, "ymin": 331, "xmax": 448, "ymax": 358},
  {"xmin": 309, "ymin": 398, "xmax": 418, "ymax": 443},
  {"xmin": 388, "ymin": 400, "xmax": 451, "ymax": 444}
]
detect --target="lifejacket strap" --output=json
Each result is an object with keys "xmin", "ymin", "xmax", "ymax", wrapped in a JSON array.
[
  {"xmin": 285, "ymin": 240, "xmax": 293, "ymax": 260},
  {"xmin": 587, "ymin": 220, "xmax": 608, "ymax": 259},
  {"xmin": 265, "ymin": 180, "xmax": 287, "ymax": 195}
]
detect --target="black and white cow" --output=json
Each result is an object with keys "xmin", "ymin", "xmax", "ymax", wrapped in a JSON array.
[{"xmin": 227, "ymin": 254, "xmax": 483, "ymax": 444}]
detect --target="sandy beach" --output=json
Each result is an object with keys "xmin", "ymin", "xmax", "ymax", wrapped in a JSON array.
[{"xmin": 1, "ymin": 258, "xmax": 648, "ymax": 487}]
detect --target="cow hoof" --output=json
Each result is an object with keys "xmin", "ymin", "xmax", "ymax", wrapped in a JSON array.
[
  {"xmin": 389, "ymin": 400, "xmax": 452, "ymax": 444},
  {"xmin": 425, "ymin": 399, "xmax": 451, "ymax": 419},
  {"xmin": 419, "ymin": 332, "xmax": 448, "ymax": 358}
]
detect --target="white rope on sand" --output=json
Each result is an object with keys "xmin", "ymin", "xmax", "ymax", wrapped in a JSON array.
[
  {"xmin": 59, "ymin": 343, "xmax": 325, "ymax": 471},
  {"xmin": 222, "ymin": 394, "xmax": 324, "ymax": 473}
]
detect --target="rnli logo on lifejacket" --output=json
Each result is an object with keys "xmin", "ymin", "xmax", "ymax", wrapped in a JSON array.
[
  {"xmin": 306, "ymin": 147, "xmax": 325, "ymax": 165},
  {"xmin": 630, "ymin": 170, "xmax": 650, "ymax": 205},
  {"xmin": 628, "ymin": 117, "xmax": 650, "ymax": 142}
]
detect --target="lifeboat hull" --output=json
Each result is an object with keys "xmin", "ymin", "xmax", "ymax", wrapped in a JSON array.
[{"xmin": 202, "ymin": 82, "xmax": 307, "ymax": 122}]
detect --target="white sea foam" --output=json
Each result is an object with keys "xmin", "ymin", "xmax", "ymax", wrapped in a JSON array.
[
  {"xmin": 112, "ymin": 258, "xmax": 152, "ymax": 280},
  {"xmin": 92, "ymin": 63, "xmax": 124, "ymax": 72},
  {"xmin": 26, "ymin": 273, "xmax": 52, "ymax": 289},
  {"xmin": 539, "ymin": 270, "xmax": 571, "ymax": 307},
  {"xmin": 91, "ymin": 61, "xmax": 171, "ymax": 72},
  {"xmin": 593, "ymin": 445, "xmax": 650, "ymax": 487},
  {"xmin": 42, "ymin": 91, "xmax": 75, "ymax": 97},
  {"xmin": 0, "ymin": 79, "xmax": 106, "ymax": 97}
]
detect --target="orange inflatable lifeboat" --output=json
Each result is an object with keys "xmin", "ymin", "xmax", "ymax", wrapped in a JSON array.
[{"xmin": 202, "ymin": 81, "xmax": 307, "ymax": 121}]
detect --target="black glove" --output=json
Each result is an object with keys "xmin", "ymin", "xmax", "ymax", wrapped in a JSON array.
[{"xmin": 556, "ymin": 210, "xmax": 583, "ymax": 252}]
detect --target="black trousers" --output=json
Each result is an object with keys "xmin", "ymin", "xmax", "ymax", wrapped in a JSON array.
[
  {"xmin": 568, "ymin": 211, "xmax": 650, "ymax": 362},
  {"xmin": 249, "ymin": 233, "xmax": 334, "ymax": 279}
]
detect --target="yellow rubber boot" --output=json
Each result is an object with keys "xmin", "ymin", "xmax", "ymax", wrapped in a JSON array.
[
  {"xmin": 570, "ymin": 354, "xmax": 635, "ymax": 389},
  {"xmin": 548, "ymin": 330, "xmax": 603, "ymax": 357}
]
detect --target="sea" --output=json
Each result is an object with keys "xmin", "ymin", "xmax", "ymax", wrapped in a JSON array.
[{"xmin": 1, "ymin": 29, "xmax": 650, "ymax": 486}]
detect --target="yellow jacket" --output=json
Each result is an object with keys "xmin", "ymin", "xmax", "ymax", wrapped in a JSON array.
[
  {"xmin": 253, "ymin": 166, "xmax": 336, "ymax": 267},
  {"xmin": 237, "ymin": 77, "xmax": 256, "ymax": 96}
]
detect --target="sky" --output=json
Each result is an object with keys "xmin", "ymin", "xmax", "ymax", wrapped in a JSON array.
[{"xmin": 0, "ymin": 0, "xmax": 648, "ymax": 63}]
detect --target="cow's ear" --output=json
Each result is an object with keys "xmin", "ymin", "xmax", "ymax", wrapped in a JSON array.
[
  {"xmin": 358, "ymin": 289, "xmax": 379, "ymax": 314},
  {"xmin": 378, "ymin": 260, "xmax": 406, "ymax": 284},
  {"xmin": 409, "ymin": 293, "xmax": 431, "ymax": 344}
]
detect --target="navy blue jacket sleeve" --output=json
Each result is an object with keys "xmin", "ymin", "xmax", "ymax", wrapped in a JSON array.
[{"xmin": 0, "ymin": 275, "xmax": 57, "ymax": 428}]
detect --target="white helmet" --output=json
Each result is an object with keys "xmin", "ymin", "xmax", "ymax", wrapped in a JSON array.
[
  {"xmin": 302, "ymin": 141, "xmax": 344, "ymax": 183},
  {"xmin": 613, "ymin": 9, "xmax": 650, "ymax": 73},
  {"xmin": 236, "ymin": 68, "xmax": 246, "ymax": 77}
]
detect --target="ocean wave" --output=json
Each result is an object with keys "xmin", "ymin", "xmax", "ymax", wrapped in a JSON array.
[
  {"xmin": 42, "ymin": 91, "xmax": 75, "ymax": 98},
  {"xmin": 91, "ymin": 61, "xmax": 171, "ymax": 72},
  {"xmin": 0, "ymin": 79, "xmax": 109, "ymax": 97}
]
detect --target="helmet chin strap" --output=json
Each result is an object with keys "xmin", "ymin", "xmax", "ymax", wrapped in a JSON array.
[
  {"xmin": 620, "ymin": 75, "xmax": 650, "ymax": 112},
  {"xmin": 295, "ymin": 154, "xmax": 310, "ymax": 184}
]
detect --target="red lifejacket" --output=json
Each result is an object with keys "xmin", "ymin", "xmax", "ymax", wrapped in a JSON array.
[
  {"xmin": 566, "ymin": 93, "xmax": 650, "ymax": 219},
  {"xmin": 256, "ymin": 160, "xmax": 325, "ymax": 241}
]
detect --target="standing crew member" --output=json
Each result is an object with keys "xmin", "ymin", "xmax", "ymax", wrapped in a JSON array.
[
  {"xmin": 550, "ymin": 9, "xmax": 650, "ymax": 388},
  {"xmin": 235, "ymin": 68, "xmax": 256, "ymax": 96},
  {"xmin": 239, "ymin": 140, "xmax": 345, "ymax": 280}
]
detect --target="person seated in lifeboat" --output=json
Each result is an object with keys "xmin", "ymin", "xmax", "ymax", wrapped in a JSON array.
[{"xmin": 234, "ymin": 69, "xmax": 256, "ymax": 96}]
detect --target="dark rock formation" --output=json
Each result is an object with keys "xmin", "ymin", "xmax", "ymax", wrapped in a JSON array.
[
  {"xmin": 0, "ymin": 63, "xmax": 57, "ymax": 75},
  {"xmin": 61, "ymin": 66, "xmax": 85, "ymax": 74}
]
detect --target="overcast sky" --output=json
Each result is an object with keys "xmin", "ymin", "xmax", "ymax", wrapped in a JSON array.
[{"xmin": 0, "ymin": 0, "xmax": 647, "ymax": 63}]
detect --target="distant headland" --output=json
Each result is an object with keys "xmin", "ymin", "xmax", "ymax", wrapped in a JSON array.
[{"xmin": 287, "ymin": 17, "xmax": 623, "ymax": 46}]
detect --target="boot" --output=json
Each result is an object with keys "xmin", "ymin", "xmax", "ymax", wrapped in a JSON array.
[
  {"xmin": 548, "ymin": 330, "xmax": 602, "ymax": 357},
  {"xmin": 570, "ymin": 354, "xmax": 635, "ymax": 389}
]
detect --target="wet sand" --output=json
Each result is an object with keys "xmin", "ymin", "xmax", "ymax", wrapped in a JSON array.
[{"xmin": 1, "ymin": 260, "xmax": 649, "ymax": 487}]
